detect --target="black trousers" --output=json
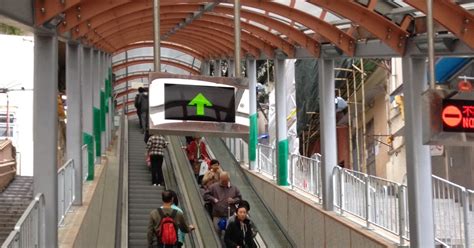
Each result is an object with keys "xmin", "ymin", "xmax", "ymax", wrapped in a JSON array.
[
  {"xmin": 150, "ymin": 154, "xmax": 164, "ymax": 185},
  {"xmin": 137, "ymin": 110, "xmax": 142, "ymax": 128}
]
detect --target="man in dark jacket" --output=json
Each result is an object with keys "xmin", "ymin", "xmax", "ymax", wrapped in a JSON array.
[
  {"xmin": 134, "ymin": 87, "xmax": 145, "ymax": 129},
  {"xmin": 224, "ymin": 201, "xmax": 257, "ymax": 248},
  {"xmin": 203, "ymin": 172, "xmax": 242, "ymax": 237}
]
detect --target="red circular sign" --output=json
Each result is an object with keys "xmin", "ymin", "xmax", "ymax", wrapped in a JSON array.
[{"xmin": 442, "ymin": 105, "xmax": 462, "ymax": 127}]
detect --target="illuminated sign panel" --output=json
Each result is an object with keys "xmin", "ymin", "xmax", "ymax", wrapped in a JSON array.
[
  {"xmin": 442, "ymin": 99, "xmax": 474, "ymax": 132},
  {"xmin": 164, "ymin": 83, "xmax": 235, "ymax": 123}
]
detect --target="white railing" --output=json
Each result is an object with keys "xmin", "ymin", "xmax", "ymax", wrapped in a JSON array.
[
  {"xmin": 225, "ymin": 138, "xmax": 248, "ymax": 165},
  {"xmin": 225, "ymin": 141, "xmax": 474, "ymax": 247},
  {"xmin": 432, "ymin": 175, "xmax": 473, "ymax": 248},
  {"xmin": 289, "ymin": 153, "xmax": 322, "ymax": 200},
  {"xmin": 57, "ymin": 159, "xmax": 75, "ymax": 226},
  {"xmin": 256, "ymin": 144, "xmax": 276, "ymax": 180},
  {"xmin": 82, "ymin": 144, "xmax": 88, "ymax": 182},
  {"xmin": 1, "ymin": 194, "xmax": 46, "ymax": 248},
  {"xmin": 333, "ymin": 167, "xmax": 409, "ymax": 245}
]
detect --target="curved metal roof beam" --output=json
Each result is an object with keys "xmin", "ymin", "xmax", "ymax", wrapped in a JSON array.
[
  {"xmin": 103, "ymin": 33, "xmax": 222, "ymax": 59},
  {"xmin": 115, "ymin": 74, "xmax": 149, "ymax": 86},
  {"xmin": 113, "ymin": 58, "xmax": 200, "ymax": 75},
  {"xmin": 99, "ymin": 25, "xmax": 243, "ymax": 57},
  {"xmin": 58, "ymin": 2, "xmax": 202, "ymax": 34},
  {"xmin": 232, "ymin": 1, "xmax": 355, "ymax": 56},
  {"xmin": 307, "ymin": 0, "xmax": 409, "ymax": 55},
  {"xmin": 113, "ymin": 41, "xmax": 206, "ymax": 60},
  {"xmin": 91, "ymin": 19, "xmax": 269, "ymax": 58},
  {"xmin": 87, "ymin": 14, "xmax": 275, "ymax": 58},
  {"xmin": 201, "ymin": 14, "xmax": 294, "ymax": 57},
  {"xmin": 89, "ymin": 19, "xmax": 184, "ymax": 44},
  {"xmin": 405, "ymin": 0, "xmax": 474, "ymax": 50},
  {"xmin": 95, "ymin": 13, "xmax": 190, "ymax": 38},
  {"xmin": 113, "ymin": 42, "xmax": 205, "ymax": 62},
  {"xmin": 85, "ymin": 11, "xmax": 292, "ymax": 57},
  {"xmin": 103, "ymin": 34, "xmax": 220, "ymax": 59},
  {"xmin": 59, "ymin": 2, "xmax": 318, "ymax": 56},
  {"xmin": 103, "ymin": 29, "xmax": 231, "ymax": 57}
]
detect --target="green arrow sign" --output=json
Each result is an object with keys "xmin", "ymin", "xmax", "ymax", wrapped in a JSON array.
[{"xmin": 188, "ymin": 93, "xmax": 213, "ymax": 116}]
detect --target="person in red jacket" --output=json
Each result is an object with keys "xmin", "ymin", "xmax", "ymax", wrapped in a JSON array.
[{"xmin": 186, "ymin": 137, "xmax": 210, "ymax": 180}]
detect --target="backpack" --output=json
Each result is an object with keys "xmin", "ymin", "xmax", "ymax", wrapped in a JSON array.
[
  {"xmin": 156, "ymin": 208, "xmax": 178, "ymax": 245},
  {"xmin": 134, "ymin": 94, "xmax": 142, "ymax": 110}
]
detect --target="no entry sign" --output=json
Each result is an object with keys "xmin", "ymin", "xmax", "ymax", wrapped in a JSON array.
[{"xmin": 442, "ymin": 99, "xmax": 474, "ymax": 132}]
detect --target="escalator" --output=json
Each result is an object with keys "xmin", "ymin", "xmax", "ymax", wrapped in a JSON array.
[
  {"xmin": 205, "ymin": 137, "xmax": 294, "ymax": 247},
  {"xmin": 126, "ymin": 119, "xmax": 292, "ymax": 247},
  {"xmin": 126, "ymin": 120, "xmax": 220, "ymax": 247}
]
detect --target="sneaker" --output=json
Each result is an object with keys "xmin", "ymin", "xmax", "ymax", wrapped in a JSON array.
[{"xmin": 153, "ymin": 184, "xmax": 157, "ymax": 186}]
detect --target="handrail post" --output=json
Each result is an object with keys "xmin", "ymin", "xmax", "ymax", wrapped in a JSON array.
[
  {"xmin": 257, "ymin": 145, "xmax": 261, "ymax": 172},
  {"xmin": 340, "ymin": 168, "xmax": 345, "ymax": 215},
  {"xmin": 462, "ymin": 190, "xmax": 470, "ymax": 248},
  {"xmin": 272, "ymin": 146, "xmax": 276, "ymax": 181},
  {"xmin": 398, "ymin": 185, "xmax": 406, "ymax": 246},
  {"xmin": 365, "ymin": 174, "xmax": 371, "ymax": 229},
  {"xmin": 291, "ymin": 154, "xmax": 295, "ymax": 190},
  {"xmin": 310, "ymin": 158, "xmax": 314, "ymax": 194}
]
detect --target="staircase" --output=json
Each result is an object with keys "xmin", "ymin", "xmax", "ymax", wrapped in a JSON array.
[
  {"xmin": 0, "ymin": 176, "xmax": 33, "ymax": 244},
  {"xmin": 128, "ymin": 120, "xmax": 164, "ymax": 248}
]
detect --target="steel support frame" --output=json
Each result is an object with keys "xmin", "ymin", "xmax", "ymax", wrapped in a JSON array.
[
  {"xmin": 402, "ymin": 56, "xmax": 435, "ymax": 247},
  {"xmin": 234, "ymin": 0, "xmax": 241, "ymax": 77},
  {"xmin": 99, "ymin": 51, "xmax": 107, "ymax": 155},
  {"xmin": 33, "ymin": 32, "xmax": 58, "ymax": 248},
  {"xmin": 82, "ymin": 46, "xmax": 94, "ymax": 180},
  {"xmin": 92, "ymin": 50, "xmax": 101, "ymax": 161},
  {"xmin": 66, "ymin": 42, "xmax": 83, "ymax": 206},
  {"xmin": 228, "ymin": 59, "xmax": 235, "ymax": 77},
  {"xmin": 153, "ymin": 0, "xmax": 161, "ymax": 72},
  {"xmin": 319, "ymin": 58, "xmax": 337, "ymax": 211},
  {"xmin": 275, "ymin": 57, "xmax": 289, "ymax": 186},
  {"xmin": 216, "ymin": 60, "xmax": 222, "ymax": 77},
  {"xmin": 247, "ymin": 58, "xmax": 257, "ymax": 170}
]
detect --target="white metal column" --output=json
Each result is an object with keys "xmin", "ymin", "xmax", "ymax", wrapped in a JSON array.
[
  {"xmin": 82, "ymin": 47, "xmax": 94, "ymax": 180},
  {"xmin": 247, "ymin": 58, "xmax": 257, "ymax": 170},
  {"xmin": 319, "ymin": 59, "xmax": 337, "ymax": 211},
  {"xmin": 66, "ymin": 42, "xmax": 83, "ymax": 205},
  {"xmin": 274, "ymin": 57, "xmax": 289, "ymax": 186},
  {"xmin": 216, "ymin": 60, "xmax": 222, "ymax": 77},
  {"xmin": 33, "ymin": 32, "xmax": 58, "ymax": 248},
  {"xmin": 229, "ymin": 59, "xmax": 235, "ymax": 77},
  {"xmin": 402, "ymin": 56, "xmax": 435, "ymax": 247}
]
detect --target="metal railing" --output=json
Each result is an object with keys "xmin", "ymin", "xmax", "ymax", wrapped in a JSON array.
[
  {"xmin": 225, "ymin": 138, "xmax": 248, "ymax": 165},
  {"xmin": 333, "ymin": 167, "xmax": 409, "ymax": 245},
  {"xmin": 432, "ymin": 175, "xmax": 473, "ymax": 248},
  {"xmin": 1, "ymin": 194, "xmax": 46, "ymax": 248},
  {"xmin": 289, "ymin": 153, "xmax": 322, "ymax": 200},
  {"xmin": 57, "ymin": 159, "xmax": 75, "ymax": 226},
  {"xmin": 256, "ymin": 144, "xmax": 276, "ymax": 180},
  {"xmin": 82, "ymin": 144, "xmax": 88, "ymax": 182},
  {"xmin": 225, "ymin": 141, "xmax": 474, "ymax": 247}
]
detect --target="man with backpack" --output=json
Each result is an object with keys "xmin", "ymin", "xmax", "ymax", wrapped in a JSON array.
[
  {"xmin": 147, "ymin": 190, "xmax": 195, "ymax": 248},
  {"xmin": 134, "ymin": 87, "xmax": 149, "ymax": 132}
]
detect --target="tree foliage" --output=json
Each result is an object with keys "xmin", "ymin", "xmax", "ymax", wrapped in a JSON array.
[{"xmin": 0, "ymin": 24, "xmax": 23, "ymax": 35}]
